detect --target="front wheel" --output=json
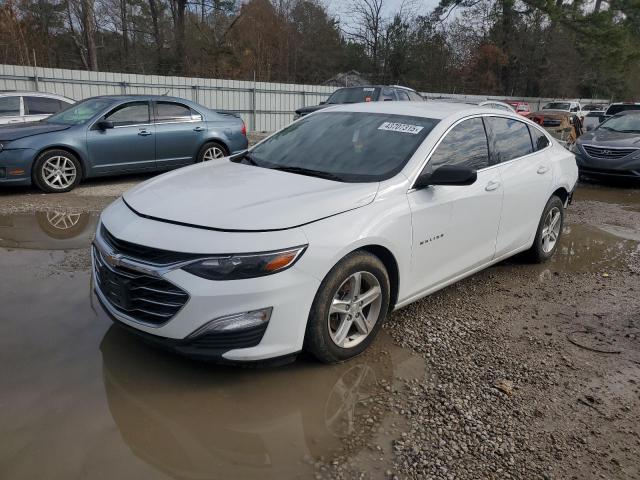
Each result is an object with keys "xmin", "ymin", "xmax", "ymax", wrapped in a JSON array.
[
  {"xmin": 526, "ymin": 195, "xmax": 564, "ymax": 263},
  {"xmin": 33, "ymin": 150, "xmax": 82, "ymax": 193},
  {"xmin": 305, "ymin": 251, "xmax": 391, "ymax": 364}
]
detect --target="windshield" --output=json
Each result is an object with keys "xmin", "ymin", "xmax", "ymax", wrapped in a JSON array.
[
  {"xmin": 599, "ymin": 114, "xmax": 640, "ymax": 133},
  {"xmin": 543, "ymin": 102, "xmax": 571, "ymax": 110},
  {"xmin": 605, "ymin": 104, "xmax": 640, "ymax": 116},
  {"xmin": 246, "ymin": 112, "xmax": 438, "ymax": 182},
  {"xmin": 46, "ymin": 98, "xmax": 115, "ymax": 125},
  {"xmin": 326, "ymin": 87, "xmax": 380, "ymax": 104}
]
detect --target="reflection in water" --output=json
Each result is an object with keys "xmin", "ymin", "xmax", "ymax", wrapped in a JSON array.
[
  {"xmin": 0, "ymin": 210, "xmax": 97, "ymax": 250},
  {"xmin": 549, "ymin": 223, "xmax": 639, "ymax": 273},
  {"xmin": 100, "ymin": 327, "xmax": 422, "ymax": 480}
]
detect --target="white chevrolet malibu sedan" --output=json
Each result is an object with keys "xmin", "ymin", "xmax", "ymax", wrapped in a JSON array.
[{"xmin": 93, "ymin": 102, "xmax": 578, "ymax": 364}]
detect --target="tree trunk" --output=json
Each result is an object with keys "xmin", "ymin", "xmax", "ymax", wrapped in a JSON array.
[
  {"xmin": 171, "ymin": 0, "xmax": 187, "ymax": 73},
  {"xmin": 81, "ymin": 0, "xmax": 98, "ymax": 70},
  {"xmin": 148, "ymin": 0, "xmax": 164, "ymax": 72},
  {"xmin": 120, "ymin": 0, "xmax": 129, "ymax": 69}
]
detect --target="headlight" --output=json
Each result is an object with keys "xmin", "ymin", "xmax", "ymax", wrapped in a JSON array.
[{"xmin": 182, "ymin": 245, "xmax": 307, "ymax": 280}]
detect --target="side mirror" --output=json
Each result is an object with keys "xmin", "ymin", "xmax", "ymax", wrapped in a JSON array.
[
  {"xmin": 319, "ymin": 101, "xmax": 326, "ymax": 105},
  {"xmin": 96, "ymin": 120, "xmax": 114, "ymax": 130},
  {"xmin": 414, "ymin": 165, "xmax": 478, "ymax": 189}
]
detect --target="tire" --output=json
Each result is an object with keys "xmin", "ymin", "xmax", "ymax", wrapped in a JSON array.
[
  {"xmin": 33, "ymin": 149, "xmax": 82, "ymax": 193},
  {"xmin": 305, "ymin": 251, "xmax": 391, "ymax": 364},
  {"xmin": 197, "ymin": 141, "xmax": 228, "ymax": 162},
  {"xmin": 526, "ymin": 195, "xmax": 565, "ymax": 263}
]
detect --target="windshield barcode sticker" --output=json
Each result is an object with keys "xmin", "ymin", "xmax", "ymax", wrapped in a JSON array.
[{"xmin": 378, "ymin": 122, "xmax": 424, "ymax": 134}]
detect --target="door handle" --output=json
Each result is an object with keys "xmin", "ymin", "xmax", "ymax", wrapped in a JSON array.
[
  {"xmin": 138, "ymin": 130, "xmax": 152, "ymax": 136},
  {"xmin": 537, "ymin": 166, "xmax": 549, "ymax": 174},
  {"xmin": 193, "ymin": 126, "xmax": 205, "ymax": 132},
  {"xmin": 485, "ymin": 180, "xmax": 501, "ymax": 191}
]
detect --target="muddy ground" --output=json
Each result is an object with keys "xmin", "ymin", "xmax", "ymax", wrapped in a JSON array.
[{"xmin": 0, "ymin": 173, "xmax": 638, "ymax": 480}]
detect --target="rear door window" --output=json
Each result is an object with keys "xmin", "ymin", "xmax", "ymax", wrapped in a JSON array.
[
  {"xmin": 24, "ymin": 96, "xmax": 63, "ymax": 115},
  {"xmin": 155, "ymin": 101, "xmax": 200, "ymax": 122},
  {"xmin": 484, "ymin": 117, "xmax": 534, "ymax": 163},
  {"xmin": 0, "ymin": 96, "xmax": 20, "ymax": 116},
  {"xmin": 429, "ymin": 118, "xmax": 490, "ymax": 170}
]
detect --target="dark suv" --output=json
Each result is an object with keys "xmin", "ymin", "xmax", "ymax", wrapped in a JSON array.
[{"xmin": 294, "ymin": 85, "xmax": 423, "ymax": 119}]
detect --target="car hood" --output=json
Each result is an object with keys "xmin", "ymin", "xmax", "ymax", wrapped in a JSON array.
[
  {"xmin": 0, "ymin": 122, "xmax": 70, "ymax": 141},
  {"xmin": 578, "ymin": 129, "xmax": 640, "ymax": 148},
  {"xmin": 295, "ymin": 104, "xmax": 331, "ymax": 115},
  {"xmin": 123, "ymin": 161, "xmax": 379, "ymax": 231}
]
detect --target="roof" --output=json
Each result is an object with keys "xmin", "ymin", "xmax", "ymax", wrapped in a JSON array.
[
  {"xmin": 333, "ymin": 84, "xmax": 418, "ymax": 92},
  {"xmin": 0, "ymin": 91, "xmax": 73, "ymax": 100},
  {"xmin": 320, "ymin": 100, "xmax": 488, "ymax": 120}
]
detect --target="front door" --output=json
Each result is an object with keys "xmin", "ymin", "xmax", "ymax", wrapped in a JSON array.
[
  {"xmin": 153, "ymin": 100, "xmax": 207, "ymax": 169},
  {"xmin": 86, "ymin": 101, "xmax": 156, "ymax": 174},
  {"xmin": 407, "ymin": 117, "xmax": 504, "ymax": 295}
]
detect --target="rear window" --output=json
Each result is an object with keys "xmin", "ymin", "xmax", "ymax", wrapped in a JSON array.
[
  {"xmin": 0, "ymin": 96, "xmax": 20, "ymax": 116},
  {"xmin": 485, "ymin": 117, "xmax": 534, "ymax": 163},
  {"xmin": 605, "ymin": 104, "xmax": 640, "ymax": 116},
  {"xmin": 249, "ymin": 112, "xmax": 439, "ymax": 182},
  {"xmin": 544, "ymin": 102, "xmax": 571, "ymax": 111},
  {"xmin": 24, "ymin": 96, "xmax": 64, "ymax": 115},
  {"xmin": 327, "ymin": 87, "xmax": 380, "ymax": 104}
]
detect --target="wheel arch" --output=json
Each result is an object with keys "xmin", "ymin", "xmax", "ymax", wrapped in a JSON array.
[
  {"xmin": 552, "ymin": 186, "xmax": 570, "ymax": 206},
  {"xmin": 34, "ymin": 145, "xmax": 87, "ymax": 179},
  {"xmin": 353, "ymin": 244, "xmax": 400, "ymax": 311}
]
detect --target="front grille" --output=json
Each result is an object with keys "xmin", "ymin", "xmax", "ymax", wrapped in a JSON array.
[
  {"xmin": 582, "ymin": 145, "xmax": 637, "ymax": 159},
  {"xmin": 101, "ymin": 225, "xmax": 201, "ymax": 265},
  {"xmin": 93, "ymin": 246, "xmax": 189, "ymax": 326}
]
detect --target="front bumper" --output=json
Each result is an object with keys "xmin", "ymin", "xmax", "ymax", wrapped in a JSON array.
[
  {"xmin": 92, "ymin": 203, "xmax": 321, "ymax": 362},
  {"xmin": 0, "ymin": 148, "xmax": 36, "ymax": 185},
  {"xmin": 575, "ymin": 151, "xmax": 640, "ymax": 178}
]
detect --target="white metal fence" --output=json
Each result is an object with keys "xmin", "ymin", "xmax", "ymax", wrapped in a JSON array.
[{"xmin": 0, "ymin": 64, "xmax": 608, "ymax": 132}]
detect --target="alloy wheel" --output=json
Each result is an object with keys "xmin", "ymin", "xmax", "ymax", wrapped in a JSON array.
[
  {"xmin": 202, "ymin": 146, "xmax": 226, "ymax": 161},
  {"xmin": 328, "ymin": 271, "xmax": 383, "ymax": 349},
  {"xmin": 541, "ymin": 206, "xmax": 561, "ymax": 253},
  {"xmin": 41, "ymin": 156, "xmax": 77, "ymax": 190}
]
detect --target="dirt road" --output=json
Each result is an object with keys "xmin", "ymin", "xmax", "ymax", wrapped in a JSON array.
[{"xmin": 0, "ymin": 175, "xmax": 638, "ymax": 480}]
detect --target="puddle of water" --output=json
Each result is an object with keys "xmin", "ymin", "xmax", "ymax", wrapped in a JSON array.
[
  {"xmin": 0, "ymin": 210, "xmax": 97, "ymax": 250},
  {"xmin": 548, "ymin": 223, "xmax": 639, "ymax": 273},
  {"xmin": 0, "ymin": 245, "xmax": 425, "ymax": 479}
]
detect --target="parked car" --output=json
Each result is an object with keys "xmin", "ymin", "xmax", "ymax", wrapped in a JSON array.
[
  {"xmin": 572, "ymin": 110, "xmax": 640, "ymax": 180},
  {"xmin": 479, "ymin": 100, "xmax": 516, "ymax": 112},
  {"xmin": 529, "ymin": 110, "xmax": 583, "ymax": 147},
  {"xmin": 583, "ymin": 111, "xmax": 605, "ymax": 132},
  {"xmin": 0, "ymin": 91, "xmax": 74, "ymax": 124},
  {"xmin": 0, "ymin": 95, "xmax": 248, "ymax": 192},
  {"xmin": 602, "ymin": 102, "xmax": 640, "ymax": 120},
  {"xmin": 505, "ymin": 100, "xmax": 531, "ymax": 116},
  {"xmin": 294, "ymin": 85, "xmax": 423, "ymax": 119},
  {"xmin": 582, "ymin": 104, "xmax": 608, "ymax": 112},
  {"xmin": 542, "ymin": 101, "xmax": 585, "ymax": 119},
  {"xmin": 93, "ymin": 102, "xmax": 578, "ymax": 364}
]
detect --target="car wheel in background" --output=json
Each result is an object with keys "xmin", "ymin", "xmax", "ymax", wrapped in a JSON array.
[
  {"xmin": 526, "ymin": 195, "xmax": 565, "ymax": 263},
  {"xmin": 33, "ymin": 150, "xmax": 82, "ymax": 193},
  {"xmin": 197, "ymin": 141, "xmax": 228, "ymax": 162},
  {"xmin": 305, "ymin": 251, "xmax": 391, "ymax": 364}
]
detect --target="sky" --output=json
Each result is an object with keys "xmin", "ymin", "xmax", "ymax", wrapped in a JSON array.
[{"xmin": 325, "ymin": 0, "xmax": 442, "ymax": 23}]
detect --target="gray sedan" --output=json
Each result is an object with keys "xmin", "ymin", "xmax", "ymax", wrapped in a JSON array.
[
  {"xmin": 573, "ymin": 110, "xmax": 640, "ymax": 180},
  {"xmin": 0, "ymin": 95, "xmax": 248, "ymax": 192}
]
